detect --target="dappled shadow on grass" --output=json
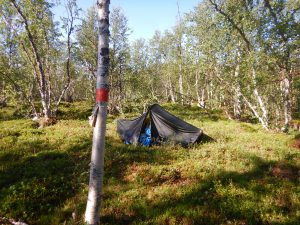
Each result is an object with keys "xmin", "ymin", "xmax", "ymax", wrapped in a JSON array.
[
  {"xmin": 0, "ymin": 151, "xmax": 76, "ymax": 224},
  {"xmin": 101, "ymin": 156, "xmax": 300, "ymax": 225},
  {"xmin": 3, "ymin": 108, "xmax": 299, "ymax": 225},
  {"xmin": 0, "ymin": 130, "xmax": 176, "ymax": 224},
  {"xmin": 0, "ymin": 134, "xmax": 93, "ymax": 224},
  {"xmin": 0, "ymin": 152, "xmax": 22, "ymax": 163},
  {"xmin": 104, "ymin": 136, "xmax": 175, "ymax": 181}
]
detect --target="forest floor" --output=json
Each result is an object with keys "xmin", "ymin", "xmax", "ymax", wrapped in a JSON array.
[{"xmin": 0, "ymin": 102, "xmax": 299, "ymax": 225}]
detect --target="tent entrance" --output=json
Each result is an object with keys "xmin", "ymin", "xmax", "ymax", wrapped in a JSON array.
[
  {"xmin": 138, "ymin": 112, "xmax": 160, "ymax": 146},
  {"xmin": 138, "ymin": 114, "xmax": 152, "ymax": 146}
]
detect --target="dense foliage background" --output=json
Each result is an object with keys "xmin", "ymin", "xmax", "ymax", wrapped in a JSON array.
[
  {"xmin": 0, "ymin": 0, "xmax": 299, "ymax": 129},
  {"xmin": 0, "ymin": 0, "xmax": 300, "ymax": 224}
]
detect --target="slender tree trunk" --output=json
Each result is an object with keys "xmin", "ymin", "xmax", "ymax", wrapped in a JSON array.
[
  {"xmin": 263, "ymin": 0, "xmax": 293, "ymax": 130},
  {"xmin": 208, "ymin": 0, "xmax": 270, "ymax": 127},
  {"xmin": 28, "ymin": 84, "xmax": 38, "ymax": 117},
  {"xmin": 165, "ymin": 86, "xmax": 168, "ymax": 100},
  {"xmin": 168, "ymin": 73, "xmax": 176, "ymax": 103},
  {"xmin": 243, "ymin": 94, "xmax": 268, "ymax": 129},
  {"xmin": 150, "ymin": 75, "xmax": 156, "ymax": 100},
  {"xmin": 178, "ymin": 63, "xmax": 184, "ymax": 104},
  {"xmin": 88, "ymin": 75, "xmax": 96, "ymax": 101},
  {"xmin": 40, "ymin": 91, "xmax": 51, "ymax": 118},
  {"xmin": 209, "ymin": 81, "xmax": 214, "ymax": 109},
  {"xmin": 195, "ymin": 71, "xmax": 206, "ymax": 108},
  {"xmin": 54, "ymin": 1, "xmax": 76, "ymax": 114},
  {"xmin": 195, "ymin": 71, "xmax": 201, "ymax": 104},
  {"xmin": 281, "ymin": 74, "xmax": 292, "ymax": 130},
  {"xmin": 85, "ymin": 1, "xmax": 110, "ymax": 224},
  {"xmin": 117, "ymin": 63, "xmax": 124, "ymax": 114},
  {"xmin": 233, "ymin": 49, "xmax": 242, "ymax": 119},
  {"xmin": 186, "ymin": 81, "xmax": 191, "ymax": 105},
  {"xmin": 200, "ymin": 89, "xmax": 205, "ymax": 108},
  {"xmin": 275, "ymin": 105, "xmax": 280, "ymax": 129},
  {"xmin": 223, "ymin": 95, "xmax": 233, "ymax": 120},
  {"xmin": 252, "ymin": 67, "xmax": 268, "ymax": 128},
  {"xmin": 11, "ymin": 0, "xmax": 52, "ymax": 120}
]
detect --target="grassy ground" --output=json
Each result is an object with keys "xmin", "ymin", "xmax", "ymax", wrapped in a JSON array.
[{"xmin": 0, "ymin": 102, "xmax": 299, "ymax": 225}]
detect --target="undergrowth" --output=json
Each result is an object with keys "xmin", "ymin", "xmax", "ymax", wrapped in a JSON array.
[{"xmin": 0, "ymin": 101, "xmax": 299, "ymax": 225}]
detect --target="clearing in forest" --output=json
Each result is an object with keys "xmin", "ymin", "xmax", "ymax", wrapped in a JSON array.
[{"xmin": 0, "ymin": 102, "xmax": 299, "ymax": 225}]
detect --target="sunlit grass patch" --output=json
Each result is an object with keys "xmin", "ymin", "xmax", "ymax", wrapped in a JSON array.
[{"xmin": 0, "ymin": 102, "xmax": 299, "ymax": 224}]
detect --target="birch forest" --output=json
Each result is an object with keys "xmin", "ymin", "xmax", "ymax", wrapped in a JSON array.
[
  {"xmin": 1, "ymin": 1, "xmax": 300, "ymax": 225},
  {"xmin": 1, "ymin": 0, "xmax": 299, "ymax": 130}
]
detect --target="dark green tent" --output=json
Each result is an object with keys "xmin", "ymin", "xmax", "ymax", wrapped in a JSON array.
[{"xmin": 117, "ymin": 104, "xmax": 203, "ymax": 146}]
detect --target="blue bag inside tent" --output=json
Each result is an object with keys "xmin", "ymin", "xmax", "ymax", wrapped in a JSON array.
[{"xmin": 139, "ymin": 126, "xmax": 151, "ymax": 146}]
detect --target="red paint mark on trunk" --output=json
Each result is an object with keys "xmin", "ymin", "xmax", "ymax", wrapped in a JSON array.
[{"xmin": 96, "ymin": 88, "xmax": 109, "ymax": 102}]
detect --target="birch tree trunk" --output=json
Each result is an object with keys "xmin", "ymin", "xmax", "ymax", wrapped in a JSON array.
[
  {"xmin": 201, "ymin": 89, "xmax": 205, "ymax": 108},
  {"xmin": 195, "ymin": 70, "xmax": 202, "ymax": 106},
  {"xmin": 233, "ymin": 63, "xmax": 242, "ymax": 119},
  {"xmin": 195, "ymin": 71, "xmax": 205, "ymax": 108},
  {"xmin": 281, "ymin": 75, "xmax": 292, "ymax": 131},
  {"xmin": 252, "ymin": 67, "xmax": 268, "ymax": 128},
  {"xmin": 242, "ymin": 94, "xmax": 268, "ymax": 129},
  {"xmin": 208, "ymin": 0, "xmax": 269, "ymax": 128},
  {"xmin": 85, "ymin": 0, "xmax": 110, "ymax": 224},
  {"xmin": 178, "ymin": 62, "xmax": 184, "ymax": 104},
  {"xmin": 10, "ymin": 0, "xmax": 52, "ymax": 119},
  {"xmin": 168, "ymin": 73, "xmax": 176, "ymax": 103},
  {"xmin": 54, "ymin": 0, "xmax": 77, "ymax": 113},
  {"xmin": 233, "ymin": 47, "xmax": 242, "ymax": 119},
  {"xmin": 264, "ymin": 0, "xmax": 293, "ymax": 131}
]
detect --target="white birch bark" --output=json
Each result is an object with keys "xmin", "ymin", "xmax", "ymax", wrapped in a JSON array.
[
  {"xmin": 195, "ymin": 71, "xmax": 201, "ymax": 104},
  {"xmin": 201, "ymin": 89, "xmax": 205, "ymax": 108},
  {"xmin": 233, "ymin": 63, "xmax": 242, "ymax": 119},
  {"xmin": 264, "ymin": 0, "xmax": 293, "ymax": 131},
  {"xmin": 242, "ymin": 94, "xmax": 268, "ymax": 129},
  {"xmin": 85, "ymin": 0, "xmax": 110, "ymax": 224},
  {"xmin": 252, "ymin": 68, "xmax": 268, "ymax": 128},
  {"xmin": 233, "ymin": 48, "xmax": 242, "ymax": 119},
  {"xmin": 10, "ymin": 0, "xmax": 51, "ymax": 119},
  {"xmin": 178, "ymin": 63, "xmax": 184, "ymax": 104},
  {"xmin": 168, "ymin": 73, "xmax": 176, "ymax": 103},
  {"xmin": 195, "ymin": 70, "xmax": 205, "ymax": 108},
  {"xmin": 281, "ymin": 76, "xmax": 292, "ymax": 130}
]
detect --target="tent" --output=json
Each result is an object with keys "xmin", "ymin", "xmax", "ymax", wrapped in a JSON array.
[{"xmin": 117, "ymin": 104, "xmax": 203, "ymax": 146}]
